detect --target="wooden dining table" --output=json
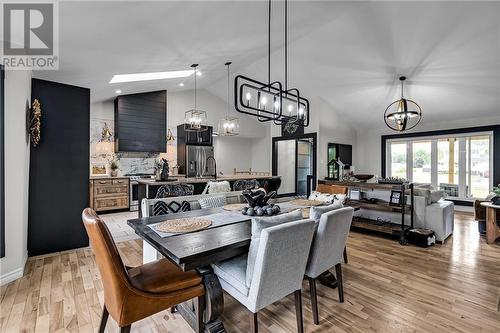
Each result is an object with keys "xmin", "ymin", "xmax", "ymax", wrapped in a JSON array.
[{"xmin": 127, "ymin": 203, "xmax": 339, "ymax": 333}]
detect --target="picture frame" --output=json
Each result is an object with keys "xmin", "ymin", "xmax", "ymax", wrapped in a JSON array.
[
  {"xmin": 389, "ymin": 189, "xmax": 403, "ymax": 206},
  {"xmin": 91, "ymin": 163, "xmax": 107, "ymax": 176}
]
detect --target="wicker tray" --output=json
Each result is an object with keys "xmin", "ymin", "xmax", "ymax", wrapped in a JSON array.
[
  {"xmin": 154, "ymin": 218, "xmax": 212, "ymax": 234},
  {"xmin": 223, "ymin": 203, "xmax": 247, "ymax": 211},
  {"xmin": 288, "ymin": 199, "xmax": 324, "ymax": 207}
]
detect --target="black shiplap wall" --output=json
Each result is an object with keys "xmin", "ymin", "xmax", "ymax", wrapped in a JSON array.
[
  {"xmin": 114, "ymin": 90, "xmax": 166, "ymax": 152},
  {"xmin": 28, "ymin": 79, "xmax": 90, "ymax": 256}
]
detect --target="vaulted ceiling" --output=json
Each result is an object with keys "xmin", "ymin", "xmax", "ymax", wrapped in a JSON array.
[{"xmin": 34, "ymin": 1, "xmax": 500, "ymax": 129}]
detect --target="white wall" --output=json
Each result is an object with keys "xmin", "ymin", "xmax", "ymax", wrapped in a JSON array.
[
  {"xmin": 355, "ymin": 115, "xmax": 500, "ymax": 176},
  {"xmin": 1, "ymin": 70, "xmax": 31, "ymax": 285},
  {"xmin": 90, "ymin": 89, "xmax": 271, "ymax": 176}
]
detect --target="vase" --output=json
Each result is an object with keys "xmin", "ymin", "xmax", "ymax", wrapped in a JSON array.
[{"xmin": 110, "ymin": 170, "xmax": 118, "ymax": 177}]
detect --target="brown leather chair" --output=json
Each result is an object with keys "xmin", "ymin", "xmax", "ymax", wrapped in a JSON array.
[{"xmin": 82, "ymin": 208, "xmax": 205, "ymax": 333}]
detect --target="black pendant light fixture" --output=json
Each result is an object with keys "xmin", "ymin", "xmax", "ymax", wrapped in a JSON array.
[
  {"xmin": 234, "ymin": 0, "xmax": 309, "ymax": 127},
  {"xmin": 184, "ymin": 64, "xmax": 208, "ymax": 132},
  {"xmin": 218, "ymin": 62, "xmax": 240, "ymax": 136},
  {"xmin": 384, "ymin": 76, "xmax": 422, "ymax": 132}
]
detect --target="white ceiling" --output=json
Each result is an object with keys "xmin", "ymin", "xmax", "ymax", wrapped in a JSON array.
[{"xmin": 34, "ymin": 1, "xmax": 500, "ymax": 129}]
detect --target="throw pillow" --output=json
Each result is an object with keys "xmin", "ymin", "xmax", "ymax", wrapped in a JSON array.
[
  {"xmin": 309, "ymin": 201, "xmax": 343, "ymax": 221},
  {"xmin": 430, "ymin": 190, "xmax": 444, "ymax": 203},
  {"xmin": 199, "ymin": 195, "xmax": 227, "ymax": 209},
  {"xmin": 246, "ymin": 209, "xmax": 303, "ymax": 287},
  {"xmin": 308, "ymin": 190, "xmax": 335, "ymax": 203},
  {"xmin": 152, "ymin": 200, "xmax": 191, "ymax": 216},
  {"xmin": 207, "ymin": 181, "xmax": 231, "ymax": 194}
]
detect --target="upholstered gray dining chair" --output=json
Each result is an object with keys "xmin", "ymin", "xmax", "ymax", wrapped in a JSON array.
[
  {"xmin": 305, "ymin": 207, "xmax": 354, "ymax": 324},
  {"xmin": 233, "ymin": 179, "xmax": 260, "ymax": 191},
  {"xmin": 155, "ymin": 183, "xmax": 194, "ymax": 198},
  {"xmin": 213, "ymin": 216, "xmax": 316, "ymax": 333}
]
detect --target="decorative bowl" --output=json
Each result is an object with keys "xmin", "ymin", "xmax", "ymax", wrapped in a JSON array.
[{"xmin": 353, "ymin": 174, "xmax": 374, "ymax": 181}]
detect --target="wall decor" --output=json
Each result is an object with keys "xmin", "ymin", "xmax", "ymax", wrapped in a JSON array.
[
  {"xmin": 91, "ymin": 163, "xmax": 107, "ymax": 176},
  {"xmin": 29, "ymin": 99, "xmax": 42, "ymax": 147},
  {"xmin": 281, "ymin": 119, "xmax": 304, "ymax": 137},
  {"xmin": 384, "ymin": 76, "xmax": 422, "ymax": 132},
  {"xmin": 389, "ymin": 189, "xmax": 404, "ymax": 206},
  {"xmin": 234, "ymin": 0, "xmax": 309, "ymax": 127}
]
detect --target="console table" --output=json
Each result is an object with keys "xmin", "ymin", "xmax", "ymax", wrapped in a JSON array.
[{"xmin": 480, "ymin": 202, "xmax": 500, "ymax": 244}]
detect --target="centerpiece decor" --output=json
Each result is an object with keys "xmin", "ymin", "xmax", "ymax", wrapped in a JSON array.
[
  {"xmin": 218, "ymin": 62, "xmax": 240, "ymax": 136},
  {"xmin": 234, "ymin": 0, "xmax": 309, "ymax": 127},
  {"xmin": 384, "ymin": 76, "xmax": 422, "ymax": 132},
  {"xmin": 240, "ymin": 189, "xmax": 280, "ymax": 216},
  {"xmin": 184, "ymin": 64, "xmax": 208, "ymax": 132}
]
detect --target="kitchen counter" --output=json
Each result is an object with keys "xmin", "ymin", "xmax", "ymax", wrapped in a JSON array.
[{"xmin": 136, "ymin": 174, "xmax": 277, "ymax": 185}]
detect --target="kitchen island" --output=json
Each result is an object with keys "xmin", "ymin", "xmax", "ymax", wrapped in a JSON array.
[{"xmin": 135, "ymin": 175, "xmax": 281, "ymax": 217}]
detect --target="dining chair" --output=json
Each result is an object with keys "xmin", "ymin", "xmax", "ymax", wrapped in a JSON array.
[
  {"xmin": 155, "ymin": 183, "xmax": 195, "ymax": 198},
  {"xmin": 233, "ymin": 179, "xmax": 260, "ymax": 191},
  {"xmin": 82, "ymin": 208, "xmax": 205, "ymax": 333},
  {"xmin": 305, "ymin": 207, "xmax": 354, "ymax": 324},
  {"xmin": 212, "ymin": 218, "xmax": 316, "ymax": 333}
]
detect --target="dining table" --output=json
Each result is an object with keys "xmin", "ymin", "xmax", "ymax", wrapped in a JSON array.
[{"xmin": 127, "ymin": 200, "xmax": 340, "ymax": 333}]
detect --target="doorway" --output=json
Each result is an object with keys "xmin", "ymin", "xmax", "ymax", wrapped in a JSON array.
[{"xmin": 272, "ymin": 133, "xmax": 317, "ymax": 197}]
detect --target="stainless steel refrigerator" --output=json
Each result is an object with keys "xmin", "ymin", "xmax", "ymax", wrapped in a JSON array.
[{"xmin": 186, "ymin": 146, "xmax": 214, "ymax": 177}]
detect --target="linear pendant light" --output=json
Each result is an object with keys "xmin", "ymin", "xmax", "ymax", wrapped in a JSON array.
[
  {"xmin": 234, "ymin": 0, "xmax": 309, "ymax": 127},
  {"xmin": 218, "ymin": 62, "xmax": 240, "ymax": 136},
  {"xmin": 384, "ymin": 76, "xmax": 422, "ymax": 132},
  {"xmin": 184, "ymin": 64, "xmax": 208, "ymax": 132}
]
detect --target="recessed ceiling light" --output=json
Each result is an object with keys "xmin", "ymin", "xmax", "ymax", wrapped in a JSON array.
[
  {"xmin": 109, "ymin": 70, "xmax": 194, "ymax": 84},
  {"xmin": 179, "ymin": 83, "xmax": 184, "ymax": 87},
  {"xmin": 115, "ymin": 89, "xmax": 122, "ymax": 94}
]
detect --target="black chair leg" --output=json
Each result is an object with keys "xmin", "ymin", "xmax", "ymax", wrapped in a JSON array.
[
  {"xmin": 294, "ymin": 290, "xmax": 304, "ymax": 333},
  {"xmin": 335, "ymin": 263, "xmax": 344, "ymax": 303},
  {"xmin": 194, "ymin": 296, "xmax": 205, "ymax": 333},
  {"xmin": 343, "ymin": 247, "xmax": 348, "ymax": 264},
  {"xmin": 120, "ymin": 325, "xmax": 131, "ymax": 333},
  {"xmin": 250, "ymin": 311, "xmax": 258, "ymax": 333},
  {"xmin": 170, "ymin": 306, "xmax": 177, "ymax": 314},
  {"xmin": 98, "ymin": 306, "xmax": 109, "ymax": 333},
  {"xmin": 308, "ymin": 277, "xmax": 319, "ymax": 325}
]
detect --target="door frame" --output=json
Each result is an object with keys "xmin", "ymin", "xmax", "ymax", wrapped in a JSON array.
[{"xmin": 272, "ymin": 133, "xmax": 317, "ymax": 197}]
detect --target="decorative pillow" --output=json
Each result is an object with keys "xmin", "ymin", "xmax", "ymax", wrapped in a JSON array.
[
  {"xmin": 308, "ymin": 191, "xmax": 335, "ymax": 203},
  {"xmin": 207, "ymin": 181, "xmax": 231, "ymax": 194},
  {"xmin": 430, "ymin": 190, "xmax": 444, "ymax": 203},
  {"xmin": 414, "ymin": 188, "xmax": 432, "ymax": 205},
  {"xmin": 309, "ymin": 201, "xmax": 343, "ymax": 221},
  {"xmin": 246, "ymin": 209, "xmax": 303, "ymax": 287},
  {"xmin": 152, "ymin": 200, "xmax": 191, "ymax": 216},
  {"xmin": 199, "ymin": 195, "xmax": 227, "ymax": 209},
  {"xmin": 333, "ymin": 194, "xmax": 347, "ymax": 204}
]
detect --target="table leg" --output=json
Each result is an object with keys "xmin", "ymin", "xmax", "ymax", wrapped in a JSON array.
[
  {"xmin": 317, "ymin": 270, "xmax": 338, "ymax": 289},
  {"xmin": 176, "ymin": 267, "xmax": 227, "ymax": 333},
  {"xmin": 486, "ymin": 207, "xmax": 500, "ymax": 244}
]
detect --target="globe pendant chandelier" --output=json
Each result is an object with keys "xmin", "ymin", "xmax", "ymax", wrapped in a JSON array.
[
  {"xmin": 184, "ymin": 64, "xmax": 208, "ymax": 132},
  {"xmin": 384, "ymin": 76, "xmax": 422, "ymax": 132},
  {"xmin": 218, "ymin": 62, "xmax": 240, "ymax": 136},
  {"xmin": 234, "ymin": 0, "xmax": 309, "ymax": 127}
]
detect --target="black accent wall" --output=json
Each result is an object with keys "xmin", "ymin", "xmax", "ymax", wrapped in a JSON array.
[
  {"xmin": 28, "ymin": 79, "xmax": 90, "ymax": 256},
  {"xmin": 114, "ymin": 90, "xmax": 166, "ymax": 152}
]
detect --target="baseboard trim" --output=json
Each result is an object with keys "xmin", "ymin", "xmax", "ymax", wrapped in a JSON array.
[{"xmin": 0, "ymin": 252, "xmax": 28, "ymax": 286}]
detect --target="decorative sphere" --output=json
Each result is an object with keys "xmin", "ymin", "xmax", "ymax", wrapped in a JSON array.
[
  {"xmin": 255, "ymin": 208, "xmax": 264, "ymax": 216},
  {"xmin": 241, "ymin": 207, "xmax": 248, "ymax": 215},
  {"xmin": 247, "ymin": 208, "xmax": 255, "ymax": 216},
  {"xmin": 266, "ymin": 208, "xmax": 274, "ymax": 216}
]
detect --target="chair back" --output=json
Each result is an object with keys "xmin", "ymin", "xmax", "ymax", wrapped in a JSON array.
[
  {"xmin": 81, "ymin": 208, "xmax": 130, "ymax": 321},
  {"xmin": 305, "ymin": 207, "xmax": 354, "ymax": 278},
  {"xmin": 233, "ymin": 179, "xmax": 260, "ymax": 191},
  {"xmin": 155, "ymin": 183, "xmax": 194, "ymax": 198},
  {"xmin": 247, "ymin": 219, "xmax": 316, "ymax": 312},
  {"xmin": 316, "ymin": 183, "xmax": 348, "ymax": 195}
]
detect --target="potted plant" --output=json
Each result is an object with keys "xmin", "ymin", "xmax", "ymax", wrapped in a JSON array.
[
  {"xmin": 492, "ymin": 185, "xmax": 500, "ymax": 205},
  {"xmin": 109, "ymin": 160, "xmax": 119, "ymax": 177}
]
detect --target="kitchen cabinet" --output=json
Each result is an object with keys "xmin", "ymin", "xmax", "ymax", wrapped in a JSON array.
[{"xmin": 89, "ymin": 177, "xmax": 129, "ymax": 212}]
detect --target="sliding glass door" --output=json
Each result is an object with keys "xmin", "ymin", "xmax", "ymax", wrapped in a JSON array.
[{"xmin": 387, "ymin": 132, "xmax": 493, "ymax": 199}]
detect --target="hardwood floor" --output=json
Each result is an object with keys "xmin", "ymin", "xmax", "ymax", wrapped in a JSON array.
[{"xmin": 1, "ymin": 213, "xmax": 499, "ymax": 333}]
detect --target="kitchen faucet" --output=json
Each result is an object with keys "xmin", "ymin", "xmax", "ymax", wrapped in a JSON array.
[{"xmin": 206, "ymin": 156, "xmax": 217, "ymax": 180}]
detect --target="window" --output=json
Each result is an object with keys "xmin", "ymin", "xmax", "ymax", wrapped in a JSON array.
[{"xmin": 386, "ymin": 132, "xmax": 492, "ymax": 199}]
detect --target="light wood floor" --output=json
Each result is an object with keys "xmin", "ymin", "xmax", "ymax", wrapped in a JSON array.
[{"xmin": 1, "ymin": 213, "xmax": 499, "ymax": 333}]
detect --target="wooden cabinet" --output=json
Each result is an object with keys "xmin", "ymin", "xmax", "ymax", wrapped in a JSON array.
[{"xmin": 90, "ymin": 177, "xmax": 129, "ymax": 212}]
